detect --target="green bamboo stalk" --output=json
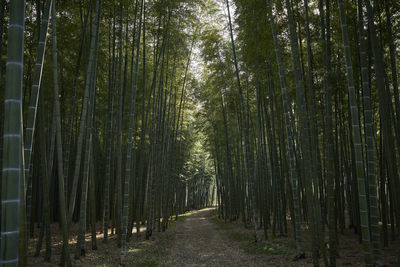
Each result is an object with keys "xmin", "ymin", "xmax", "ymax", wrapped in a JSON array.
[
  {"xmin": 284, "ymin": 0, "xmax": 327, "ymax": 264},
  {"xmin": 320, "ymin": 0, "xmax": 337, "ymax": 264},
  {"xmin": 76, "ymin": 0, "xmax": 101, "ymax": 258},
  {"xmin": 63, "ymin": 0, "xmax": 91, "ymax": 204},
  {"xmin": 136, "ymin": 4, "xmax": 147, "ymax": 236},
  {"xmin": 103, "ymin": 5, "xmax": 117, "ymax": 241},
  {"xmin": 89, "ymin": 146, "xmax": 97, "ymax": 251},
  {"xmin": 68, "ymin": 0, "xmax": 102, "ymax": 225},
  {"xmin": 34, "ymin": 92, "xmax": 51, "ymax": 261},
  {"xmin": 76, "ymin": 69, "xmax": 95, "ymax": 258},
  {"xmin": 115, "ymin": 3, "xmax": 124, "ymax": 245},
  {"xmin": 383, "ymin": 0, "xmax": 400, "ymax": 156},
  {"xmin": 121, "ymin": 0, "xmax": 143, "ymax": 262},
  {"xmin": 50, "ymin": 1, "xmax": 71, "ymax": 265},
  {"xmin": 363, "ymin": 0, "xmax": 400, "ymax": 264},
  {"xmin": 226, "ymin": 0, "xmax": 259, "ymax": 242},
  {"xmin": 146, "ymin": 28, "xmax": 169, "ymax": 239},
  {"xmin": 265, "ymin": 0, "xmax": 304, "ymax": 257},
  {"xmin": 126, "ymin": 0, "xmax": 141, "ymax": 241},
  {"xmin": 337, "ymin": 0, "xmax": 372, "ymax": 265},
  {"xmin": 0, "ymin": 0, "xmax": 6, "ymax": 79},
  {"xmin": 357, "ymin": 1, "xmax": 382, "ymax": 264},
  {"xmin": 0, "ymin": 0, "xmax": 26, "ymax": 265},
  {"xmin": 24, "ymin": 0, "xmax": 53, "ymax": 243}
]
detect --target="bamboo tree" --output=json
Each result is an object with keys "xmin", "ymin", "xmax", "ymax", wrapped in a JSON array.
[
  {"xmin": 226, "ymin": 0, "xmax": 259, "ymax": 242},
  {"xmin": 135, "ymin": 3, "xmax": 147, "ymax": 236},
  {"xmin": 63, "ymin": 0, "xmax": 91, "ymax": 201},
  {"xmin": 284, "ymin": 1, "xmax": 325, "ymax": 264},
  {"xmin": 75, "ymin": 0, "xmax": 101, "ymax": 258},
  {"xmin": 320, "ymin": 0, "xmax": 337, "ymax": 264},
  {"xmin": 145, "ymin": 13, "xmax": 172, "ymax": 239},
  {"xmin": 89, "ymin": 147, "xmax": 97, "ymax": 251},
  {"xmin": 76, "ymin": 51, "xmax": 96, "ymax": 259},
  {"xmin": 0, "ymin": 0, "xmax": 26, "ymax": 265},
  {"xmin": 77, "ymin": 0, "xmax": 101, "ymax": 255},
  {"xmin": 161, "ymin": 53, "xmax": 178, "ymax": 231},
  {"xmin": 115, "ymin": 3, "xmax": 125, "ymax": 244},
  {"xmin": 363, "ymin": 0, "xmax": 399, "ymax": 264},
  {"xmin": 357, "ymin": 0, "xmax": 381, "ymax": 263},
  {"xmin": 255, "ymin": 61, "xmax": 271, "ymax": 237},
  {"xmin": 103, "ymin": 4, "xmax": 117, "ymax": 241},
  {"xmin": 126, "ymin": 0, "xmax": 141, "ymax": 241},
  {"xmin": 337, "ymin": 0, "xmax": 372, "ymax": 265},
  {"xmin": 0, "ymin": 0, "xmax": 6, "ymax": 79},
  {"xmin": 0, "ymin": 0, "xmax": 3, "ymax": 243},
  {"xmin": 51, "ymin": 1, "xmax": 71, "ymax": 265},
  {"xmin": 24, "ymin": 0, "xmax": 53, "ymax": 241},
  {"xmin": 265, "ymin": 0, "xmax": 304, "ymax": 257},
  {"xmin": 383, "ymin": 0, "xmax": 400, "ymax": 146},
  {"xmin": 146, "ymin": 27, "xmax": 168, "ymax": 240},
  {"xmin": 121, "ymin": 0, "xmax": 143, "ymax": 262},
  {"xmin": 34, "ymin": 92, "xmax": 51, "ymax": 261},
  {"xmin": 76, "ymin": 99, "xmax": 93, "ymax": 257},
  {"xmin": 68, "ymin": 0, "xmax": 102, "ymax": 225}
]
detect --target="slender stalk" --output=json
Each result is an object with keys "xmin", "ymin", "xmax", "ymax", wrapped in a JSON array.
[
  {"xmin": 265, "ymin": 0, "xmax": 304, "ymax": 257},
  {"xmin": 337, "ymin": 0, "xmax": 372, "ymax": 265},
  {"xmin": 24, "ymin": 0, "xmax": 53, "ymax": 242},
  {"xmin": 363, "ymin": 0, "xmax": 399, "ymax": 264},
  {"xmin": 51, "ymin": 1, "xmax": 71, "ymax": 265},
  {"xmin": 121, "ymin": 0, "xmax": 144, "ymax": 262},
  {"xmin": 68, "ymin": 0, "xmax": 102, "ymax": 226}
]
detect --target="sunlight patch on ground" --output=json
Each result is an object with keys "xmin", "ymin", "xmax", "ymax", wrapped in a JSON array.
[{"xmin": 128, "ymin": 248, "xmax": 142, "ymax": 253}]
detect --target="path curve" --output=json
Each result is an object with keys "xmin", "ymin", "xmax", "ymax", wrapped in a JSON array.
[{"xmin": 161, "ymin": 208, "xmax": 266, "ymax": 266}]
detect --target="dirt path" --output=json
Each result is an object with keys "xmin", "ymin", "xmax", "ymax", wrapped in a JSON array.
[{"xmin": 160, "ymin": 208, "xmax": 266, "ymax": 266}]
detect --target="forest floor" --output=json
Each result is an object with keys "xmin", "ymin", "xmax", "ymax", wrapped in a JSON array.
[
  {"xmin": 28, "ymin": 208, "xmax": 399, "ymax": 266},
  {"xmin": 203, "ymin": 210, "xmax": 399, "ymax": 266},
  {"xmin": 160, "ymin": 208, "xmax": 267, "ymax": 266}
]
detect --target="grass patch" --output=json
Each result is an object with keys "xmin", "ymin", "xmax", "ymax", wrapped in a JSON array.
[
  {"xmin": 174, "ymin": 215, "xmax": 185, "ymax": 222},
  {"xmin": 253, "ymin": 241, "xmax": 290, "ymax": 255},
  {"xmin": 256, "ymin": 244, "xmax": 288, "ymax": 255},
  {"xmin": 269, "ymin": 236, "xmax": 296, "ymax": 249},
  {"xmin": 209, "ymin": 213, "xmax": 233, "ymax": 229},
  {"xmin": 238, "ymin": 240, "xmax": 292, "ymax": 256},
  {"xmin": 130, "ymin": 259, "xmax": 157, "ymax": 267},
  {"xmin": 228, "ymin": 232, "xmax": 253, "ymax": 242},
  {"xmin": 209, "ymin": 212, "xmax": 294, "ymax": 257}
]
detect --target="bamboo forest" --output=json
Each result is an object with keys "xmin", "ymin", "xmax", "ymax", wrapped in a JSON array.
[{"xmin": 1, "ymin": 0, "xmax": 400, "ymax": 266}]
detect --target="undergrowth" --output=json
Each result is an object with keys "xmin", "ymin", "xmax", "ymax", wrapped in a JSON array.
[{"xmin": 210, "ymin": 211, "xmax": 295, "ymax": 257}]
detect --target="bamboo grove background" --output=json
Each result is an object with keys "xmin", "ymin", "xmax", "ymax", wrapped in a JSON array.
[
  {"xmin": 198, "ymin": 0, "xmax": 400, "ymax": 266},
  {"xmin": 0, "ymin": 0, "xmax": 400, "ymax": 266},
  {"xmin": 1, "ymin": 0, "xmax": 215, "ymax": 265}
]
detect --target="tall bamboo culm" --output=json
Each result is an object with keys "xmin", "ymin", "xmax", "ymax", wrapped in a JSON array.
[{"xmin": 1, "ymin": 0, "xmax": 26, "ymax": 266}]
